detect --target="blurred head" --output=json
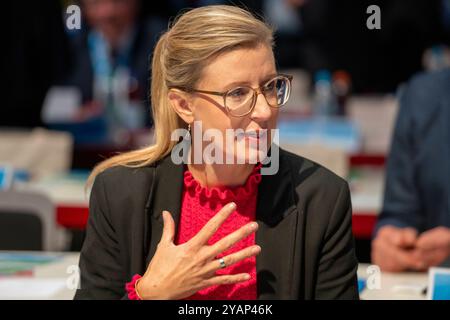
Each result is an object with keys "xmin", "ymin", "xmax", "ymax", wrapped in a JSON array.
[{"xmin": 82, "ymin": 0, "xmax": 139, "ymax": 46}]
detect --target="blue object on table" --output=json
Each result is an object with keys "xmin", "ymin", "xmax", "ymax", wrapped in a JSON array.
[
  {"xmin": 0, "ymin": 252, "xmax": 64, "ymax": 276},
  {"xmin": 357, "ymin": 278, "xmax": 366, "ymax": 293},
  {"xmin": 0, "ymin": 167, "xmax": 13, "ymax": 190},
  {"xmin": 13, "ymin": 169, "xmax": 30, "ymax": 183},
  {"xmin": 0, "ymin": 253, "xmax": 63, "ymax": 263},
  {"xmin": 0, "ymin": 167, "xmax": 30, "ymax": 190},
  {"xmin": 430, "ymin": 269, "xmax": 450, "ymax": 300},
  {"xmin": 278, "ymin": 117, "xmax": 361, "ymax": 152}
]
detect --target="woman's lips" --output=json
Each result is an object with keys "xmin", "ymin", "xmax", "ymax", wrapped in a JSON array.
[{"xmin": 237, "ymin": 130, "xmax": 268, "ymax": 142}]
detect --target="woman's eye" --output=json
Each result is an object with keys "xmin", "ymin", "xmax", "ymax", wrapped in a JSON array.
[
  {"xmin": 263, "ymin": 81, "xmax": 276, "ymax": 93},
  {"xmin": 229, "ymin": 88, "xmax": 245, "ymax": 98}
]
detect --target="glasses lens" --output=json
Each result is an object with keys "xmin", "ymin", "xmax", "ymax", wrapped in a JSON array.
[
  {"xmin": 263, "ymin": 77, "xmax": 290, "ymax": 107},
  {"xmin": 224, "ymin": 76, "xmax": 292, "ymax": 116},
  {"xmin": 225, "ymin": 86, "xmax": 254, "ymax": 116}
]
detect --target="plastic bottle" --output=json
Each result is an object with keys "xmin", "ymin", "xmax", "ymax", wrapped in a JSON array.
[{"xmin": 313, "ymin": 69, "xmax": 337, "ymax": 118}]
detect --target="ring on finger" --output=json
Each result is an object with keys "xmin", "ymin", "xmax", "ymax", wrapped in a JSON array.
[{"xmin": 218, "ymin": 258, "xmax": 226, "ymax": 269}]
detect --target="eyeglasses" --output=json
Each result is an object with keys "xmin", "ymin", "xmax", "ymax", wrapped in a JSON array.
[{"xmin": 169, "ymin": 74, "xmax": 293, "ymax": 117}]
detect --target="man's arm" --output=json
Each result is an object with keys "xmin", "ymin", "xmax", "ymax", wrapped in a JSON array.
[{"xmin": 374, "ymin": 82, "xmax": 424, "ymax": 236}]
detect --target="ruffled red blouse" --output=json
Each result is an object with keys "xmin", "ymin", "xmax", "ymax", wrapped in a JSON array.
[{"xmin": 174, "ymin": 163, "xmax": 262, "ymax": 300}]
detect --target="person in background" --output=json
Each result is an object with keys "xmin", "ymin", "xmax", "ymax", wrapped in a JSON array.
[
  {"xmin": 53, "ymin": 0, "xmax": 164, "ymax": 145},
  {"xmin": 372, "ymin": 68, "xmax": 450, "ymax": 272}
]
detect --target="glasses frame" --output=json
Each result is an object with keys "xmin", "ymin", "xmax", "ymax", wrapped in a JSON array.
[{"xmin": 169, "ymin": 74, "xmax": 293, "ymax": 117}]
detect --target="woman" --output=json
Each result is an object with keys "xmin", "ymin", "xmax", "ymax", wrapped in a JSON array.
[{"xmin": 74, "ymin": 5, "xmax": 359, "ymax": 300}]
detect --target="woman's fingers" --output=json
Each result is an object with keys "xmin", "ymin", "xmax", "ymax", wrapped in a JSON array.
[
  {"xmin": 161, "ymin": 210, "xmax": 176, "ymax": 244},
  {"xmin": 203, "ymin": 245, "xmax": 261, "ymax": 275},
  {"xmin": 148, "ymin": 204, "xmax": 259, "ymax": 300},
  {"xmin": 206, "ymin": 222, "xmax": 258, "ymax": 259},
  {"xmin": 202, "ymin": 273, "xmax": 251, "ymax": 288},
  {"xmin": 189, "ymin": 202, "xmax": 236, "ymax": 247}
]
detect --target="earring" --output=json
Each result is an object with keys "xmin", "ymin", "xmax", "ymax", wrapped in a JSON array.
[
  {"xmin": 182, "ymin": 123, "xmax": 192, "ymax": 163},
  {"xmin": 184, "ymin": 123, "xmax": 192, "ymax": 141}
]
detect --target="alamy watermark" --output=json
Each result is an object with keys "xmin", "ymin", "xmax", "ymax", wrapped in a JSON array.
[
  {"xmin": 170, "ymin": 121, "xmax": 279, "ymax": 175},
  {"xmin": 66, "ymin": 264, "xmax": 81, "ymax": 290},
  {"xmin": 66, "ymin": 4, "xmax": 81, "ymax": 30},
  {"xmin": 365, "ymin": 264, "xmax": 382, "ymax": 290},
  {"xmin": 366, "ymin": 5, "xmax": 381, "ymax": 30}
]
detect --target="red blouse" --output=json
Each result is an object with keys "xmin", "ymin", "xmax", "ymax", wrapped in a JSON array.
[{"xmin": 174, "ymin": 164, "xmax": 262, "ymax": 300}]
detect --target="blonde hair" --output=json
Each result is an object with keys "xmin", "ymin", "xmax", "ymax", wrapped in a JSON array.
[{"xmin": 87, "ymin": 5, "xmax": 275, "ymax": 186}]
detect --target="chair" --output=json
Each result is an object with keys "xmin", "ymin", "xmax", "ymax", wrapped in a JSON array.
[{"xmin": 0, "ymin": 190, "xmax": 68, "ymax": 251}]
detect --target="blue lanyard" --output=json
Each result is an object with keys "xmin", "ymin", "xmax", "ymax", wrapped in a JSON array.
[{"xmin": 87, "ymin": 30, "xmax": 133, "ymax": 81}]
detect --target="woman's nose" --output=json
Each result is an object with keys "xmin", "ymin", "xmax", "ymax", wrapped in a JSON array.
[{"xmin": 250, "ymin": 92, "xmax": 272, "ymax": 121}]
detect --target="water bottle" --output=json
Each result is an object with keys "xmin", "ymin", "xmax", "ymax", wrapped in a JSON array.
[{"xmin": 313, "ymin": 69, "xmax": 337, "ymax": 118}]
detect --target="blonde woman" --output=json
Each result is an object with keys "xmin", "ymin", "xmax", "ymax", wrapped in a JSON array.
[{"xmin": 74, "ymin": 5, "xmax": 359, "ymax": 300}]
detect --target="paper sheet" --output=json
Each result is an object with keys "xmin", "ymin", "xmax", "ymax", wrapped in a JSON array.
[{"xmin": 0, "ymin": 278, "xmax": 68, "ymax": 299}]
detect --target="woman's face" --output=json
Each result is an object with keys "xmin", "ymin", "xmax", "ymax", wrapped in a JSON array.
[{"xmin": 189, "ymin": 44, "xmax": 279, "ymax": 164}]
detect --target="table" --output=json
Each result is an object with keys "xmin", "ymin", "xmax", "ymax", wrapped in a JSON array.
[
  {"xmin": 0, "ymin": 251, "xmax": 79, "ymax": 300},
  {"xmin": 357, "ymin": 264, "xmax": 428, "ymax": 300},
  {"xmin": 0, "ymin": 252, "xmax": 429, "ymax": 300}
]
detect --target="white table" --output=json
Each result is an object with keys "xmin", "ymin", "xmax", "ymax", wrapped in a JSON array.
[
  {"xmin": 357, "ymin": 264, "xmax": 428, "ymax": 300},
  {"xmin": 0, "ymin": 251, "xmax": 79, "ymax": 300},
  {"xmin": 0, "ymin": 252, "xmax": 430, "ymax": 300}
]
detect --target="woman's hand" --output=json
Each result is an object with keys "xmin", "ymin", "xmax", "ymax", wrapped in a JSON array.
[{"xmin": 136, "ymin": 202, "xmax": 261, "ymax": 300}]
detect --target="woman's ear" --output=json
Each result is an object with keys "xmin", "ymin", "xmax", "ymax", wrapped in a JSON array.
[{"xmin": 168, "ymin": 89, "xmax": 194, "ymax": 124}]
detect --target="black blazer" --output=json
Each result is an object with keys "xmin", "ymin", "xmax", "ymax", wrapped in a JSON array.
[{"xmin": 74, "ymin": 147, "xmax": 359, "ymax": 300}]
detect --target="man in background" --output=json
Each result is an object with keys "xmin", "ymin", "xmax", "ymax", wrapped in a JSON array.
[
  {"xmin": 51, "ymin": 0, "xmax": 164, "ymax": 145},
  {"xmin": 372, "ymin": 68, "xmax": 450, "ymax": 272}
]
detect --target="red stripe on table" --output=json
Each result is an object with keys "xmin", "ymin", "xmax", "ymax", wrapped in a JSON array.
[
  {"xmin": 352, "ymin": 214, "xmax": 377, "ymax": 239},
  {"xmin": 56, "ymin": 206, "xmax": 89, "ymax": 230}
]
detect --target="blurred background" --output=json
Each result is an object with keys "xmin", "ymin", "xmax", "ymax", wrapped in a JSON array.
[{"xmin": 1, "ymin": 0, "xmax": 449, "ymax": 299}]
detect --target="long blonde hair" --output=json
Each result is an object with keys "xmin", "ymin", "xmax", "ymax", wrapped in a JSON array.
[{"xmin": 87, "ymin": 5, "xmax": 275, "ymax": 186}]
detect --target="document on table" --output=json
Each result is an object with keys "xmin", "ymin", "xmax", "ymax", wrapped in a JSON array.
[
  {"xmin": 0, "ymin": 252, "xmax": 63, "ymax": 276},
  {"xmin": 0, "ymin": 278, "xmax": 68, "ymax": 299}
]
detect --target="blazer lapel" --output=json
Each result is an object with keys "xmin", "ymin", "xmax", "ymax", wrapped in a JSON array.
[
  {"xmin": 256, "ymin": 150, "xmax": 303, "ymax": 299},
  {"xmin": 144, "ymin": 155, "xmax": 185, "ymax": 267}
]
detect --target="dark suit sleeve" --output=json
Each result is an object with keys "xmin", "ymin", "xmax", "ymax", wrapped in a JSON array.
[
  {"xmin": 374, "ymin": 82, "xmax": 424, "ymax": 236},
  {"xmin": 315, "ymin": 182, "xmax": 359, "ymax": 299},
  {"xmin": 74, "ymin": 173, "xmax": 128, "ymax": 299}
]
